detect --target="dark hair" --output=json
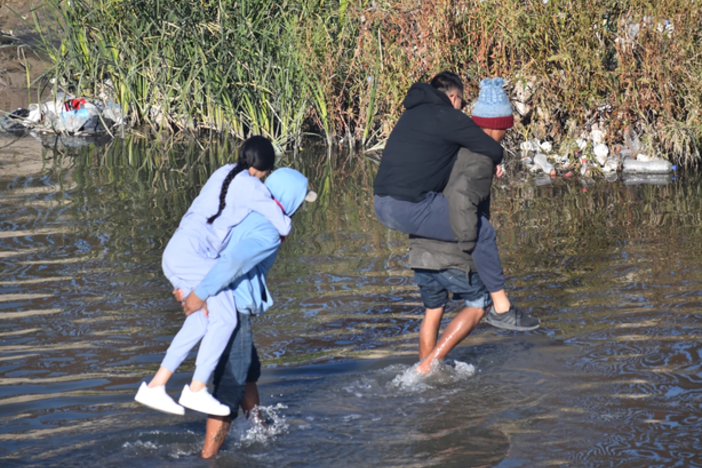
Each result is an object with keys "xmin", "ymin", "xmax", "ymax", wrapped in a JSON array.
[
  {"xmin": 207, "ymin": 135, "xmax": 276, "ymax": 224},
  {"xmin": 430, "ymin": 71, "xmax": 464, "ymax": 94}
]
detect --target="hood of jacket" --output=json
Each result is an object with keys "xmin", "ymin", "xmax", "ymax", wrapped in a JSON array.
[
  {"xmin": 402, "ymin": 82, "xmax": 454, "ymax": 110},
  {"xmin": 265, "ymin": 168, "xmax": 309, "ymax": 216}
]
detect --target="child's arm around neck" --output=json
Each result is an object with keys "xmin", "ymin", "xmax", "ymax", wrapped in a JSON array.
[{"xmin": 232, "ymin": 172, "xmax": 292, "ymax": 237}]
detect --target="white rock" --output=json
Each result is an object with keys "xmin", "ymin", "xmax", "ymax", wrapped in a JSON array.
[
  {"xmin": 512, "ymin": 76, "xmax": 537, "ymax": 118},
  {"xmin": 591, "ymin": 129, "xmax": 606, "ymax": 145},
  {"xmin": 628, "ymin": 22, "xmax": 640, "ymax": 39},
  {"xmin": 520, "ymin": 139, "xmax": 540, "ymax": 153},
  {"xmin": 27, "ymin": 104, "xmax": 41, "ymax": 124},
  {"xmin": 513, "ymin": 102, "xmax": 529, "ymax": 117},
  {"xmin": 593, "ymin": 144, "xmax": 609, "ymax": 166}
]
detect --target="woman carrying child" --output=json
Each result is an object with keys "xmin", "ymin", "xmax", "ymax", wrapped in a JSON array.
[{"xmin": 134, "ymin": 136, "xmax": 288, "ymax": 416}]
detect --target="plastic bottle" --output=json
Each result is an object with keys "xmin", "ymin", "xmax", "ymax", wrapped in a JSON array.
[
  {"xmin": 622, "ymin": 159, "xmax": 673, "ymax": 174},
  {"xmin": 102, "ymin": 102, "xmax": 124, "ymax": 125},
  {"xmin": 579, "ymin": 155, "xmax": 590, "ymax": 177},
  {"xmin": 61, "ymin": 108, "xmax": 91, "ymax": 133},
  {"xmin": 534, "ymin": 173, "xmax": 554, "ymax": 186},
  {"xmin": 604, "ymin": 171, "xmax": 618, "ymax": 182},
  {"xmin": 622, "ymin": 173, "xmax": 673, "ymax": 185},
  {"xmin": 603, "ymin": 155, "xmax": 618, "ymax": 173},
  {"xmin": 533, "ymin": 153, "xmax": 556, "ymax": 177}
]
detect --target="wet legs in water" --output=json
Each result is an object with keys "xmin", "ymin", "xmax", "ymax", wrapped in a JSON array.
[
  {"xmin": 201, "ymin": 381, "xmax": 261, "ymax": 458},
  {"xmin": 417, "ymin": 305, "xmax": 486, "ymax": 375}
]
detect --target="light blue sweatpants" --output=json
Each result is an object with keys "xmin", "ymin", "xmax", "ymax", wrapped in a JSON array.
[{"xmin": 160, "ymin": 229, "xmax": 238, "ymax": 384}]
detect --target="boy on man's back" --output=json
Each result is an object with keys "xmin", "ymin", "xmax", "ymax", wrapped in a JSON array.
[{"xmin": 374, "ymin": 72, "xmax": 539, "ymax": 333}]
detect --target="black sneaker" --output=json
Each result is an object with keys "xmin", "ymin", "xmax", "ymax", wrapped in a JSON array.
[{"xmin": 484, "ymin": 305, "xmax": 540, "ymax": 331}]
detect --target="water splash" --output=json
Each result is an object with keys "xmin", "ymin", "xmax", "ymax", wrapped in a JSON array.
[
  {"xmin": 230, "ymin": 403, "xmax": 289, "ymax": 447},
  {"xmin": 389, "ymin": 360, "xmax": 476, "ymax": 393},
  {"xmin": 120, "ymin": 430, "xmax": 202, "ymax": 459},
  {"xmin": 122, "ymin": 440, "xmax": 159, "ymax": 451}
]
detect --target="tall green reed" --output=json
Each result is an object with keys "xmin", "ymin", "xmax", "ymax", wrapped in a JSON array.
[
  {"xmin": 33, "ymin": 0, "xmax": 702, "ymax": 165},
  {"xmin": 35, "ymin": 0, "xmax": 312, "ymax": 149}
]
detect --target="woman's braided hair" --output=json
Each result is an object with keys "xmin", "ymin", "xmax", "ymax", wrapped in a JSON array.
[{"xmin": 206, "ymin": 136, "xmax": 276, "ymax": 224}]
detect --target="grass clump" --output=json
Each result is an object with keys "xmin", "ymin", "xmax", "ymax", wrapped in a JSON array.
[{"xmin": 36, "ymin": 0, "xmax": 314, "ymax": 149}]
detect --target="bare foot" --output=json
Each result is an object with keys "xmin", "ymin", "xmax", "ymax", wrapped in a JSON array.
[{"xmin": 416, "ymin": 358, "xmax": 434, "ymax": 376}]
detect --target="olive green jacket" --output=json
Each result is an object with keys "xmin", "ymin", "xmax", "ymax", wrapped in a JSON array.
[{"xmin": 408, "ymin": 146, "xmax": 497, "ymax": 273}]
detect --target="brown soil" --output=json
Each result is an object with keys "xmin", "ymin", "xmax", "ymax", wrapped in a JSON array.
[
  {"xmin": 0, "ymin": 0, "xmax": 50, "ymax": 112},
  {"xmin": 0, "ymin": 0, "xmax": 37, "ymax": 32}
]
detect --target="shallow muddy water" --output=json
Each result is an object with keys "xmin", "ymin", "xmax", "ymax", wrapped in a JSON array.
[{"xmin": 1, "ymin": 135, "xmax": 701, "ymax": 467}]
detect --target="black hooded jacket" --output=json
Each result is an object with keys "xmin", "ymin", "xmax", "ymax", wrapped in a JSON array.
[{"xmin": 373, "ymin": 82, "xmax": 504, "ymax": 202}]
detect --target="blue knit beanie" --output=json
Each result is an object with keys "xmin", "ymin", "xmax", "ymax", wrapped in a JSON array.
[{"xmin": 471, "ymin": 78, "xmax": 514, "ymax": 130}]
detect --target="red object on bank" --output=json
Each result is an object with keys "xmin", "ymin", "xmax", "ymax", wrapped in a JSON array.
[{"xmin": 64, "ymin": 98, "xmax": 87, "ymax": 111}]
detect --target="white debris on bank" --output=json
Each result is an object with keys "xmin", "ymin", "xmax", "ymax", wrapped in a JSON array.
[
  {"xmin": 519, "ymin": 124, "xmax": 677, "ymax": 180},
  {"xmin": 0, "ymin": 92, "xmax": 124, "ymax": 137}
]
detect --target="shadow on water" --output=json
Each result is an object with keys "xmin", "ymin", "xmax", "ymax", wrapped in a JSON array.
[{"xmin": 1, "ymin": 134, "xmax": 702, "ymax": 467}]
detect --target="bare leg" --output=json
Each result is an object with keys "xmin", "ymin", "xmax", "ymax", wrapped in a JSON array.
[
  {"xmin": 189, "ymin": 380, "xmax": 207, "ymax": 392},
  {"xmin": 148, "ymin": 367, "xmax": 173, "ymax": 388},
  {"xmin": 489, "ymin": 290, "xmax": 511, "ymax": 314},
  {"xmin": 416, "ymin": 306, "xmax": 485, "ymax": 375},
  {"xmin": 200, "ymin": 383, "xmax": 261, "ymax": 458},
  {"xmin": 241, "ymin": 382, "xmax": 260, "ymax": 418},
  {"xmin": 419, "ymin": 307, "xmax": 444, "ymax": 360},
  {"xmin": 201, "ymin": 415, "xmax": 233, "ymax": 459}
]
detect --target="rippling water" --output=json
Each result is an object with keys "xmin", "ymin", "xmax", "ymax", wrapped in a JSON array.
[{"xmin": 1, "ymin": 134, "xmax": 701, "ymax": 467}]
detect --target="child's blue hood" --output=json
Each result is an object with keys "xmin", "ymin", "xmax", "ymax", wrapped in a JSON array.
[{"xmin": 265, "ymin": 168, "xmax": 309, "ymax": 216}]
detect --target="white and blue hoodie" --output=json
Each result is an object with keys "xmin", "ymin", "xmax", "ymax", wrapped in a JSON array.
[
  {"xmin": 194, "ymin": 167, "xmax": 310, "ymax": 314},
  {"xmin": 159, "ymin": 168, "xmax": 309, "ymax": 384},
  {"xmin": 178, "ymin": 165, "xmax": 292, "ymax": 257}
]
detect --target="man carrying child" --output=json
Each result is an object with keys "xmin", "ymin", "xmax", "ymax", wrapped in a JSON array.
[{"xmin": 374, "ymin": 72, "xmax": 539, "ymax": 371}]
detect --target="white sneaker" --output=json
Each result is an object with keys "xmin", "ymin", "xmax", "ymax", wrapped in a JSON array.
[
  {"xmin": 134, "ymin": 382, "xmax": 185, "ymax": 415},
  {"xmin": 178, "ymin": 384, "xmax": 231, "ymax": 416}
]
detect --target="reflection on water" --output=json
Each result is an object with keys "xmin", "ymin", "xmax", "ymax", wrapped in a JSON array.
[{"xmin": 1, "ymin": 135, "xmax": 702, "ymax": 467}]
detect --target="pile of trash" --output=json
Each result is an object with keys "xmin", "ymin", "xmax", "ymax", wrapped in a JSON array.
[
  {"xmin": 0, "ymin": 92, "xmax": 124, "ymax": 137},
  {"xmin": 520, "ymin": 125, "xmax": 676, "ymax": 185}
]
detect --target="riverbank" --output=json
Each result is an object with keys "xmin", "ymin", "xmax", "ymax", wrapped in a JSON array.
[
  {"xmin": 27, "ymin": 0, "xmax": 701, "ymax": 169},
  {"xmin": 0, "ymin": 0, "xmax": 49, "ymax": 111}
]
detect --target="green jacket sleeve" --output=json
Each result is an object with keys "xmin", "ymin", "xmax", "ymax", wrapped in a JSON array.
[{"xmin": 444, "ymin": 148, "xmax": 495, "ymax": 252}]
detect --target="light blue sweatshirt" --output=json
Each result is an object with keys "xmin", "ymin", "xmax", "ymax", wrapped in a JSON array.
[
  {"xmin": 193, "ymin": 168, "xmax": 310, "ymax": 315},
  {"xmin": 178, "ymin": 164, "xmax": 292, "ymax": 257}
]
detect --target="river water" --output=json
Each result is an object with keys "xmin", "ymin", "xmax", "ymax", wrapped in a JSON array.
[{"xmin": 1, "ymin": 134, "xmax": 701, "ymax": 467}]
